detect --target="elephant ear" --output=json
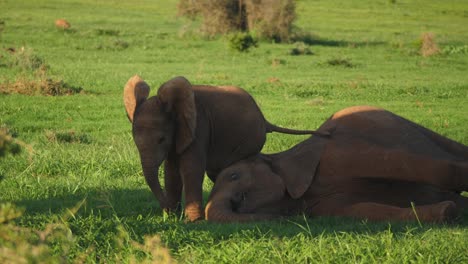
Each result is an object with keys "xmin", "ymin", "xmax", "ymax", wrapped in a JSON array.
[
  {"xmin": 157, "ymin": 76, "xmax": 196, "ymax": 154},
  {"xmin": 272, "ymin": 137, "xmax": 327, "ymax": 199},
  {"xmin": 123, "ymin": 75, "xmax": 150, "ymax": 123}
]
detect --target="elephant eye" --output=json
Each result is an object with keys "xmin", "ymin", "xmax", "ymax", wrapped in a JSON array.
[
  {"xmin": 158, "ymin": 137, "xmax": 165, "ymax": 144},
  {"xmin": 230, "ymin": 173, "xmax": 239, "ymax": 181}
]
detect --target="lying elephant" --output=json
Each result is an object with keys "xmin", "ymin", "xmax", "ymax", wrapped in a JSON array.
[
  {"xmin": 206, "ymin": 106, "xmax": 468, "ymax": 223},
  {"xmin": 123, "ymin": 75, "xmax": 326, "ymax": 221}
]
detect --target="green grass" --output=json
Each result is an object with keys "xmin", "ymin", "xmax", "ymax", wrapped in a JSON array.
[{"xmin": 1, "ymin": 0, "xmax": 468, "ymax": 262}]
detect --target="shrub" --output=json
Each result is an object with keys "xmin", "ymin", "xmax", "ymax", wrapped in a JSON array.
[
  {"xmin": 228, "ymin": 32, "xmax": 258, "ymax": 52},
  {"xmin": 245, "ymin": 0, "xmax": 296, "ymax": 42},
  {"xmin": 178, "ymin": 0, "xmax": 296, "ymax": 42},
  {"xmin": 179, "ymin": 0, "xmax": 244, "ymax": 37}
]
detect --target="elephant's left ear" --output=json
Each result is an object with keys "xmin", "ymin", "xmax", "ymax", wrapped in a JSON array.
[
  {"xmin": 272, "ymin": 137, "xmax": 327, "ymax": 199},
  {"xmin": 157, "ymin": 76, "xmax": 197, "ymax": 154},
  {"xmin": 123, "ymin": 75, "xmax": 150, "ymax": 123}
]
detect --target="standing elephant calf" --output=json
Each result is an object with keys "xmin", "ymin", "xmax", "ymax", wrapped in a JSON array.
[
  {"xmin": 206, "ymin": 106, "xmax": 468, "ymax": 223},
  {"xmin": 123, "ymin": 75, "xmax": 324, "ymax": 221}
]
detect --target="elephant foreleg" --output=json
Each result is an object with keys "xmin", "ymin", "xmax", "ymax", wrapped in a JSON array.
[
  {"xmin": 337, "ymin": 201, "xmax": 458, "ymax": 223},
  {"xmin": 179, "ymin": 146, "xmax": 207, "ymax": 222}
]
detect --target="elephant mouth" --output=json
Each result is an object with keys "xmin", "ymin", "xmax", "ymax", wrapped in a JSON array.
[{"xmin": 230, "ymin": 192, "xmax": 246, "ymax": 212}]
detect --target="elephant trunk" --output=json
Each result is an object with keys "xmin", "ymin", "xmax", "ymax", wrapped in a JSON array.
[
  {"xmin": 142, "ymin": 163, "xmax": 167, "ymax": 209},
  {"xmin": 205, "ymin": 194, "xmax": 274, "ymax": 223}
]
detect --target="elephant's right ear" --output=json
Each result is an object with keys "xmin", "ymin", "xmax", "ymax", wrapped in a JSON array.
[
  {"xmin": 157, "ymin": 76, "xmax": 196, "ymax": 154},
  {"xmin": 272, "ymin": 137, "xmax": 327, "ymax": 199},
  {"xmin": 123, "ymin": 75, "xmax": 150, "ymax": 123}
]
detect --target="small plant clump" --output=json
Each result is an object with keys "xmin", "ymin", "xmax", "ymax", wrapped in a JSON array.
[
  {"xmin": 0, "ymin": 77, "xmax": 83, "ymax": 96},
  {"xmin": 441, "ymin": 45, "xmax": 468, "ymax": 55},
  {"xmin": 289, "ymin": 42, "xmax": 313, "ymax": 55},
  {"xmin": 419, "ymin": 32, "xmax": 440, "ymax": 57},
  {"xmin": 94, "ymin": 28, "xmax": 120, "ymax": 36},
  {"xmin": 45, "ymin": 130, "xmax": 92, "ymax": 144},
  {"xmin": 0, "ymin": 127, "xmax": 21, "ymax": 158},
  {"xmin": 96, "ymin": 39, "xmax": 129, "ymax": 50},
  {"xmin": 228, "ymin": 32, "xmax": 258, "ymax": 52},
  {"xmin": 326, "ymin": 58, "xmax": 354, "ymax": 68}
]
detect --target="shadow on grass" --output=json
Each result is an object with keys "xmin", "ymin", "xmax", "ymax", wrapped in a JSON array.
[
  {"xmin": 15, "ymin": 188, "xmax": 164, "ymax": 217},
  {"xmin": 14, "ymin": 186, "xmax": 468, "ymax": 244},
  {"xmin": 293, "ymin": 36, "xmax": 386, "ymax": 48}
]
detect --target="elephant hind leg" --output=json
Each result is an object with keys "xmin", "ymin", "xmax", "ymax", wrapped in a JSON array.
[
  {"xmin": 409, "ymin": 117, "xmax": 468, "ymax": 159},
  {"xmin": 383, "ymin": 153, "xmax": 468, "ymax": 192},
  {"xmin": 338, "ymin": 201, "xmax": 458, "ymax": 223}
]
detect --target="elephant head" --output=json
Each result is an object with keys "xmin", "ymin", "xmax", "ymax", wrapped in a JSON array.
[
  {"xmin": 205, "ymin": 138, "xmax": 324, "ymax": 222},
  {"xmin": 123, "ymin": 75, "xmax": 196, "ymax": 208}
]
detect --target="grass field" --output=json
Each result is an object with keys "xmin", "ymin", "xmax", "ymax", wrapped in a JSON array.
[{"xmin": 1, "ymin": 0, "xmax": 468, "ymax": 262}]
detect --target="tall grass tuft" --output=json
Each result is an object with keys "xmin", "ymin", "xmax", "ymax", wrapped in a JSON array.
[
  {"xmin": 419, "ymin": 32, "xmax": 440, "ymax": 57},
  {"xmin": 0, "ymin": 127, "xmax": 21, "ymax": 158},
  {"xmin": 0, "ymin": 202, "xmax": 175, "ymax": 263}
]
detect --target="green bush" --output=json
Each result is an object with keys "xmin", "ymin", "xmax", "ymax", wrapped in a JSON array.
[{"xmin": 228, "ymin": 32, "xmax": 258, "ymax": 52}]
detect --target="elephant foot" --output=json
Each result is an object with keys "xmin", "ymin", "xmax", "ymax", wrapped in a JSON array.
[
  {"xmin": 165, "ymin": 199, "xmax": 182, "ymax": 213},
  {"xmin": 185, "ymin": 202, "xmax": 204, "ymax": 222}
]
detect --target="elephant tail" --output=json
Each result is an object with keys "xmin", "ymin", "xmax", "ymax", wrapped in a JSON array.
[{"xmin": 266, "ymin": 122, "xmax": 330, "ymax": 137}]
